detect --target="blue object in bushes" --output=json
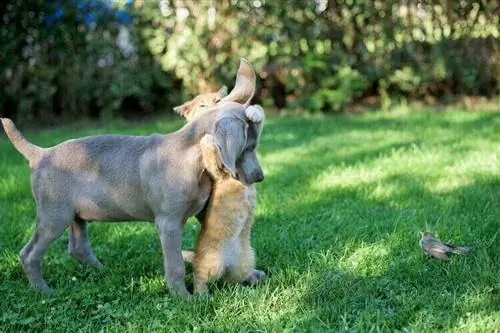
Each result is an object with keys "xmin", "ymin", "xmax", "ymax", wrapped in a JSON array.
[{"xmin": 45, "ymin": 0, "xmax": 134, "ymax": 27}]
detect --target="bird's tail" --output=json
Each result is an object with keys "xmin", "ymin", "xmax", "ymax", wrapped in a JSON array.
[
  {"xmin": 451, "ymin": 246, "xmax": 470, "ymax": 255},
  {"xmin": 1, "ymin": 118, "xmax": 44, "ymax": 167}
]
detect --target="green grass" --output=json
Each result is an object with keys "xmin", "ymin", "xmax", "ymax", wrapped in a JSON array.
[{"xmin": 1, "ymin": 106, "xmax": 499, "ymax": 332}]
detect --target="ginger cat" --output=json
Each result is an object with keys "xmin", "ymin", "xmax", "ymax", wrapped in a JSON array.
[{"xmin": 176, "ymin": 93, "xmax": 266, "ymax": 294}]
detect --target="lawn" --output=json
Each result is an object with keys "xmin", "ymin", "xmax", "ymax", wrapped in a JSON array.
[{"xmin": 0, "ymin": 106, "xmax": 498, "ymax": 332}]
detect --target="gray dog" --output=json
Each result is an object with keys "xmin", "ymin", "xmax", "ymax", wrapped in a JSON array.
[{"xmin": 1, "ymin": 59, "xmax": 263, "ymax": 298}]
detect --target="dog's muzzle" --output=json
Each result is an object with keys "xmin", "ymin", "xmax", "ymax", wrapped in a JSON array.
[{"xmin": 237, "ymin": 169, "xmax": 264, "ymax": 184}]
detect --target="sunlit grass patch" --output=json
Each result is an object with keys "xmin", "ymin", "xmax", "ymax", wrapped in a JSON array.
[{"xmin": 340, "ymin": 242, "xmax": 391, "ymax": 276}]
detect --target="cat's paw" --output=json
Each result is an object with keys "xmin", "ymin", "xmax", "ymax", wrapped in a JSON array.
[
  {"xmin": 245, "ymin": 105, "xmax": 265, "ymax": 123},
  {"xmin": 244, "ymin": 269, "xmax": 267, "ymax": 286}
]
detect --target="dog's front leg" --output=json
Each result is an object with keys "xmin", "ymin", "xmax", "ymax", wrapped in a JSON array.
[{"xmin": 155, "ymin": 216, "xmax": 190, "ymax": 299}]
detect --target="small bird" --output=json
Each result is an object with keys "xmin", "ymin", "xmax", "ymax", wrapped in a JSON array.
[{"xmin": 419, "ymin": 232, "xmax": 470, "ymax": 260}]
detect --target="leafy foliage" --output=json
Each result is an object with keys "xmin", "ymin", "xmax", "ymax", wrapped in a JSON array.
[
  {"xmin": 0, "ymin": 0, "xmax": 177, "ymax": 124},
  {"xmin": 0, "ymin": 0, "xmax": 498, "ymax": 123}
]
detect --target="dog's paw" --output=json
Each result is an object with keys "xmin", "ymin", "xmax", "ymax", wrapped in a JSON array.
[
  {"xmin": 245, "ymin": 105, "xmax": 265, "ymax": 123},
  {"xmin": 170, "ymin": 286, "xmax": 192, "ymax": 300},
  {"xmin": 200, "ymin": 134, "xmax": 216, "ymax": 149}
]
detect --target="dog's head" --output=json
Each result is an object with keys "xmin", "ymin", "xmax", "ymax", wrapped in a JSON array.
[
  {"xmin": 212, "ymin": 105, "xmax": 264, "ymax": 184},
  {"xmin": 178, "ymin": 59, "xmax": 264, "ymax": 184}
]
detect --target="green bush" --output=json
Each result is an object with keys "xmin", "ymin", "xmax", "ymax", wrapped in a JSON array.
[
  {"xmin": 0, "ymin": 0, "xmax": 178, "ymax": 125},
  {"xmin": 308, "ymin": 66, "xmax": 368, "ymax": 112},
  {"xmin": 0, "ymin": 0, "xmax": 498, "ymax": 123}
]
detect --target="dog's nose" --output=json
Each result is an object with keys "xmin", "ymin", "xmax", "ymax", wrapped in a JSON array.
[{"xmin": 253, "ymin": 171, "xmax": 264, "ymax": 183}]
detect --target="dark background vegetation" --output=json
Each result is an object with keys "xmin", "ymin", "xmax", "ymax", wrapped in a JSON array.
[{"xmin": 0, "ymin": 0, "xmax": 498, "ymax": 125}]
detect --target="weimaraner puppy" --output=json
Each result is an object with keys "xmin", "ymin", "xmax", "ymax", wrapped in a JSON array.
[{"xmin": 1, "ymin": 59, "xmax": 263, "ymax": 298}]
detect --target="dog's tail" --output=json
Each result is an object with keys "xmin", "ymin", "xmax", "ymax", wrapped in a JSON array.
[{"xmin": 1, "ymin": 118, "xmax": 44, "ymax": 166}]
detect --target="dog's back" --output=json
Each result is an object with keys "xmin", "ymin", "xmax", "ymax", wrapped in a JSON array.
[{"xmin": 32, "ymin": 134, "xmax": 164, "ymax": 221}]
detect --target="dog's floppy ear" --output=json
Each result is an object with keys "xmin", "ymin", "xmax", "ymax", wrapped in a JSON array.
[{"xmin": 213, "ymin": 115, "xmax": 248, "ymax": 178}]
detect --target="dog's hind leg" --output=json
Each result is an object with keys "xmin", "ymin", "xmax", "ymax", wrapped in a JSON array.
[
  {"xmin": 20, "ymin": 209, "xmax": 72, "ymax": 295},
  {"xmin": 68, "ymin": 219, "xmax": 103, "ymax": 269}
]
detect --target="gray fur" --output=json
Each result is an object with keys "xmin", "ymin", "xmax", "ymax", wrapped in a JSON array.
[{"xmin": 1, "ymin": 102, "xmax": 264, "ymax": 298}]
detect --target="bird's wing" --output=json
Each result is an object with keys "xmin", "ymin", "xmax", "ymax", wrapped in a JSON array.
[
  {"xmin": 441, "ymin": 241, "xmax": 456, "ymax": 249},
  {"xmin": 427, "ymin": 248, "xmax": 450, "ymax": 260}
]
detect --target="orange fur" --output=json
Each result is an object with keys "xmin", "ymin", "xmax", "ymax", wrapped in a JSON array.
[
  {"xmin": 173, "ymin": 86, "xmax": 227, "ymax": 121},
  {"xmin": 187, "ymin": 136, "xmax": 261, "ymax": 293}
]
